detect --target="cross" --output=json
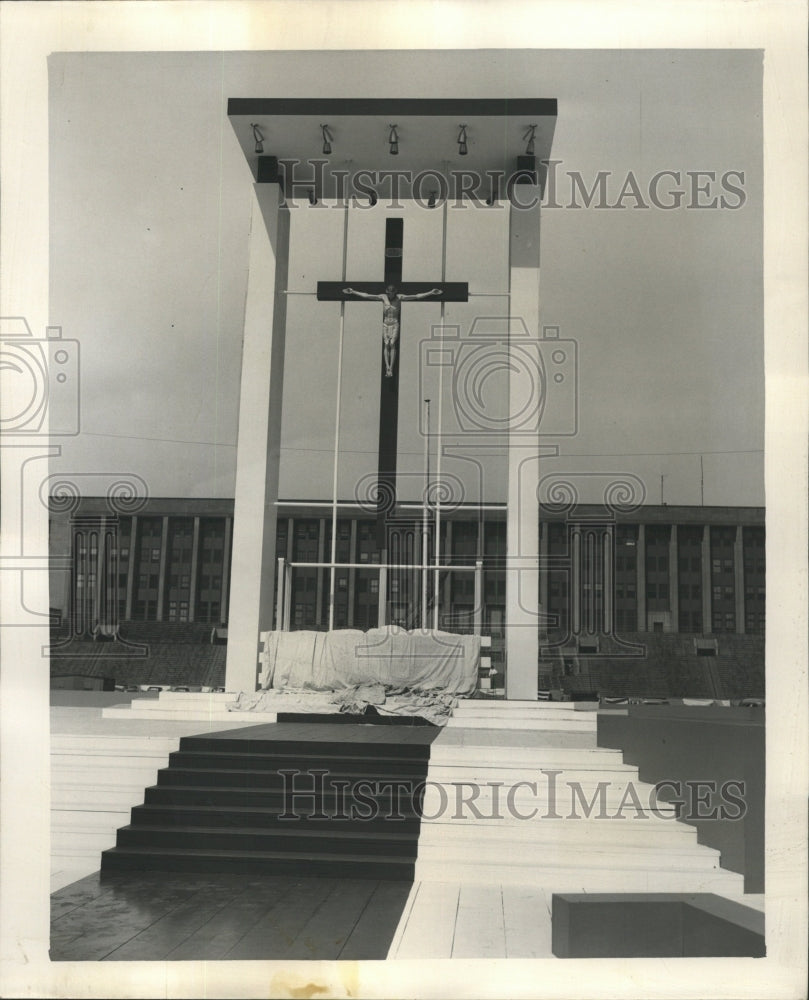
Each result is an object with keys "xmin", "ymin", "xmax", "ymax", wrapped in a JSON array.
[{"xmin": 317, "ymin": 218, "xmax": 467, "ymax": 539}]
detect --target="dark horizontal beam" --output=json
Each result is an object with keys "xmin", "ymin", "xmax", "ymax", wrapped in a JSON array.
[
  {"xmin": 317, "ymin": 282, "xmax": 468, "ymax": 302},
  {"xmin": 229, "ymin": 98, "xmax": 557, "ymax": 118}
]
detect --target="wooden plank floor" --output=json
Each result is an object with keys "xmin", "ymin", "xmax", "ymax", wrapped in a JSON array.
[{"xmin": 50, "ymin": 871, "xmax": 412, "ymax": 961}]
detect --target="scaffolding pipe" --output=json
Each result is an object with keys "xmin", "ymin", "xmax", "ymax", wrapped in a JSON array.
[
  {"xmin": 275, "ymin": 556, "xmax": 286, "ymax": 630},
  {"xmin": 473, "ymin": 559, "xmax": 483, "ymax": 636}
]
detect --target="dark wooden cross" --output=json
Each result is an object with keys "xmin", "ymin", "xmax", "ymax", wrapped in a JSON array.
[{"xmin": 317, "ymin": 218, "xmax": 467, "ymax": 542}]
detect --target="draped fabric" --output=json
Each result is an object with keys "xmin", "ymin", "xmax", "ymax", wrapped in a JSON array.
[{"xmin": 227, "ymin": 627, "xmax": 480, "ymax": 725}]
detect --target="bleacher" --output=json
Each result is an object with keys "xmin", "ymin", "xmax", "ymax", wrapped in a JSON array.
[
  {"xmin": 540, "ymin": 632, "xmax": 764, "ymax": 701},
  {"xmin": 49, "ymin": 621, "xmax": 227, "ymax": 690}
]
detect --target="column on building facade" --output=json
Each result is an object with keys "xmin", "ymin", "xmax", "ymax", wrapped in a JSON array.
[
  {"xmin": 347, "ymin": 518, "xmax": 357, "ymax": 628},
  {"xmin": 636, "ymin": 523, "xmax": 646, "ymax": 632},
  {"xmin": 155, "ymin": 515, "xmax": 169, "ymax": 623},
  {"xmin": 602, "ymin": 525, "xmax": 613, "ymax": 634},
  {"xmin": 124, "ymin": 515, "xmax": 138, "ymax": 620},
  {"xmin": 734, "ymin": 524, "xmax": 745, "ymax": 634},
  {"xmin": 378, "ymin": 565, "xmax": 387, "ymax": 627},
  {"xmin": 92, "ymin": 518, "xmax": 105, "ymax": 630},
  {"xmin": 701, "ymin": 524, "xmax": 712, "ymax": 635},
  {"xmin": 188, "ymin": 516, "xmax": 201, "ymax": 623},
  {"xmin": 571, "ymin": 526, "xmax": 582, "ymax": 636},
  {"xmin": 315, "ymin": 518, "xmax": 325, "ymax": 628},
  {"xmin": 221, "ymin": 516, "xmax": 233, "ymax": 625},
  {"xmin": 668, "ymin": 524, "xmax": 678, "ymax": 633},
  {"xmin": 539, "ymin": 520, "xmax": 549, "ymax": 636}
]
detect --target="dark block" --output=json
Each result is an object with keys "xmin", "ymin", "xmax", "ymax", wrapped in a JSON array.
[
  {"xmin": 256, "ymin": 155, "xmax": 282, "ymax": 185},
  {"xmin": 552, "ymin": 893, "xmax": 765, "ymax": 959},
  {"xmin": 316, "ymin": 281, "xmax": 468, "ymax": 302},
  {"xmin": 513, "ymin": 154, "xmax": 538, "ymax": 185}
]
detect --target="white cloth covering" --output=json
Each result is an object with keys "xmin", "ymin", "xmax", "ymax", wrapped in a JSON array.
[{"xmin": 227, "ymin": 627, "xmax": 480, "ymax": 725}]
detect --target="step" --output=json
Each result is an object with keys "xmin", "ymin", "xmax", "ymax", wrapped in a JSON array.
[
  {"xmin": 165, "ymin": 749, "xmax": 430, "ymax": 776},
  {"xmin": 445, "ymin": 717, "xmax": 597, "ymax": 731},
  {"xmin": 115, "ymin": 823, "xmax": 419, "ymax": 857},
  {"xmin": 52, "ymin": 765, "xmax": 172, "ymax": 787},
  {"xmin": 51, "ymin": 735, "xmax": 182, "ymax": 756},
  {"xmin": 428, "ymin": 746, "xmax": 629, "ymax": 768},
  {"xmin": 52, "ymin": 786, "xmax": 153, "ymax": 810},
  {"xmin": 455, "ymin": 700, "xmax": 593, "ymax": 712},
  {"xmin": 102, "ymin": 705, "xmax": 278, "ymax": 724},
  {"xmin": 424, "ymin": 763, "xmax": 640, "ymax": 782},
  {"xmin": 51, "ymin": 809, "xmax": 129, "ymax": 829},
  {"xmin": 415, "ymin": 841, "xmax": 722, "ymax": 869},
  {"xmin": 51, "ymin": 829, "xmax": 121, "ymax": 853},
  {"xmin": 416, "ymin": 817, "xmax": 697, "ymax": 846},
  {"xmin": 129, "ymin": 802, "xmax": 423, "ymax": 830},
  {"xmin": 100, "ymin": 845, "xmax": 415, "ymax": 880},
  {"xmin": 412, "ymin": 860, "xmax": 746, "ymax": 892},
  {"xmin": 142, "ymin": 784, "xmax": 424, "ymax": 811},
  {"xmin": 178, "ymin": 735, "xmax": 431, "ymax": 760},
  {"xmin": 155, "ymin": 766, "xmax": 430, "ymax": 790},
  {"xmin": 419, "ymin": 784, "xmax": 678, "ymax": 818}
]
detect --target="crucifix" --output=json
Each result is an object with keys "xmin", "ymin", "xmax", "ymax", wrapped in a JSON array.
[{"xmin": 317, "ymin": 218, "xmax": 468, "ymax": 549}]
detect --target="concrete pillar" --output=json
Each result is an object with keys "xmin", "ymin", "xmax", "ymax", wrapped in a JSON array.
[
  {"xmin": 188, "ymin": 516, "xmax": 200, "ymax": 623},
  {"xmin": 636, "ymin": 524, "xmax": 646, "ymax": 632},
  {"xmin": 225, "ymin": 181, "xmax": 290, "ymax": 691},
  {"xmin": 155, "ymin": 516, "xmax": 169, "ymax": 623},
  {"xmin": 701, "ymin": 524, "xmax": 712, "ymax": 634},
  {"xmin": 221, "ymin": 516, "xmax": 232, "ymax": 625},
  {"xmin": 506, "ymin": 198, "xmax": 542, "ymax": 700},
  {"xmin": 124, "ymin": 515, "xmax": 137, "ymax": 620},
  {"xmin": 669, "ymin": 524, "xmax": 679, "ymax": 632},
  {"xmin": 734, "ymin": 524, "xmax": 745, "ymax": 634}
]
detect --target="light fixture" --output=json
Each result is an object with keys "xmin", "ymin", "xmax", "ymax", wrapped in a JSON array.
[
  {"xmin": 457, "ymin": 124, "xmax": 468, "ymax": 156},
  {"xmin": 427, "ymin": 190, "xmax": 437, "ymax": 209},
  {"xmin": 388, "ymin": 124, "xmax": 399, "ymax": 155},
  {"xmin": 523, "ymin": 124, "xmax": 537, "ymax": 156},
  {"xmin": 251, "ymin": 123, "xmax": 264, "ymax": 155},
  {"xmin": 308, "ymin": 188, "xmax": 317, "ymax": 206},
  {"xmin": 320, "ymin": 124, "xmax": 333, "ymax": 156}
]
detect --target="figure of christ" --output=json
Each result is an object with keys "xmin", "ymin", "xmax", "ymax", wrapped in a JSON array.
[{"xmin": 342, "ymin": 284, "xmax": 443, "ymax": 377}]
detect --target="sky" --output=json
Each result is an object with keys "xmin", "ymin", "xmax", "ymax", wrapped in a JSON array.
[{"xmin": 48, "ymin": 48, "xmax": 763, "ymax": 506}]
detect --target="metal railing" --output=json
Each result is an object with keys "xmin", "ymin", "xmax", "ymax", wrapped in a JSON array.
[{"xmin": 275, "ymin": 557, "xmax": 484, "ymax": 635}]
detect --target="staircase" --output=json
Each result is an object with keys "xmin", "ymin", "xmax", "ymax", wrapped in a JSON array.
[
  {"xmin": 51, "ymin": 732, "xmax": 184, "ymax": 884},
  {"xmin": 415, "ymin": 701, "xmax": 747, "ymax": 895},
  {"xmin": 101, "ymin": 724, "xmax": 434, "ymax": 880}
]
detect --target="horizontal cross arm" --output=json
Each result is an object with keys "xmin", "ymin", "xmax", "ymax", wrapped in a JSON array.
[{"xmin": 317, "ymin": 281, "xmax": 468, "ymax": 302}]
